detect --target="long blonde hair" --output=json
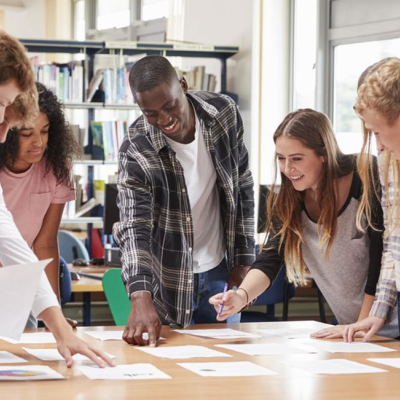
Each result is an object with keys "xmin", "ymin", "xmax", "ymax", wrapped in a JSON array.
[
  {"xmin": 355, "ymin": 58, "xmax": 400, "ymax": 232},
  {"xmin": 0, "ymin": 30, "xmax": 38, "ymax": 128},
  {"xmin": 266, "ymin": 109, "xmax": 354, "ymax": 285}
]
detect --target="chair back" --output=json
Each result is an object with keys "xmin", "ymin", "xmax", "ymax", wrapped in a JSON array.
[
  {"xmin": 58, "ymin": 230, "xmax": 90, "ymax": 263},
  {"xmin": 253, "ymin": 265, "xmax": 295, "ymax": 306},
  {"xmin": 59, "ymin": 256, "xmax": 71, "ymax": 305},
  {"xmin": 102, "ymin": 268, "xmax": 130, "ymax": 326}
]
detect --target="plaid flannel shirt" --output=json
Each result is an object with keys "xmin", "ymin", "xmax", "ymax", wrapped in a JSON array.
[
  {"xmin": 370, "ymin": 153, "xmax": 400, "ymax": 320},
  {"xmin": 113, "ymin": 91, "xmax": 255, "ymax": 327}
]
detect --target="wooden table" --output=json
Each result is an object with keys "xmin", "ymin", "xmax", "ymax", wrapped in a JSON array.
[
  {"xmin": 2, "ymin": 322, "xmax": 400, "ymax": 400},
  {"xmin": 70, "ymin": 266, "xmax": 109, "ymax": 326}
]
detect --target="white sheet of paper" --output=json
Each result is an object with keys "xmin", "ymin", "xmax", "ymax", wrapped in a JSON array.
[
  {"xmin": 174, "ymin": 328, "xmax": 260, "ymax": 339},
  {"xmin": 257, "ymin": 328, "xmax": 321, "ymax": 339},
  {"xmin": 78, "ymin": 363, "xmax": 171, "ymax": 380},
  {"xmin": 0, "ymin": 351, "xmax": 27, "ymax": 364},
  {"xmin": 0, "ymin": 259, "xmax": 51, "ymax": 340},
  {"xmin": 0, "ymin": 332, "xmax": 56, "ymax": 345},
  {"xmin": 137, "ymin": 345, "xmax": 231, "ymax": 359},
  {"xmin": 215, "ymin": 343, "xmax": 316, "ymax": 356},
  {"xmin": 0, "ymin": 365, "xmax": 65, "ymax": 380},
  {"xmin": 178, "ymin": 361, "xmax": 278, "ymax": 377},
  {"xmin": 368, "ymin": 358, "xmax": 400, "ymax": 369},
  {"xmin": 282, "ymin": 359, "xmax": 387, "ymax": 375},
  {"xmin": 23, "ymin": 348, "xmax": 115, "ymax": 362},
  {"xmin": 83, "ymin": 330, "xmax": 124, "ymax": 341},
  {"xmin": 299, "ymin": 340, "xmax": 396, "ymax": 354},
  {"xmin": 257, "ymin": 321, "xmax": 334, "ymax": 339},
  {"xmin": 83, "ymin": 331, "xmax": 164, "ymax": 342}
]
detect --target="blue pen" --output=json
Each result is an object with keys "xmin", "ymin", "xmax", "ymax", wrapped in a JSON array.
[{"xmin": 218, "ymin": 283, "xmax": 229, "ymax": 314}]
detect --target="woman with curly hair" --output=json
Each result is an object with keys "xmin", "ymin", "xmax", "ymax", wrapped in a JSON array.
[
  {"xmin": 0, "ymin": 30, "xmax": 114, "ymax": 368},
  {"xmin": 0, "ymin": 81, "xmax": 81, "ymax": 305}
]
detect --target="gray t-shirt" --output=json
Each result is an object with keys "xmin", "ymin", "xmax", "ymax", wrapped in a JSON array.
[
  {"xmin": 252, "ymin": 163, "xmax": 399, "ymax": 338},
  {"xmin": 302, "ymin": 198, "xmax": 398, "ymax": 337}
]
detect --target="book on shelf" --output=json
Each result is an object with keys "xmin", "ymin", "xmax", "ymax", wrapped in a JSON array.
[
  {"xmin": 175, "ymin": 65, "xmax": 217, "ymax": 92},
  {"xmin": 75, "ymin": 198, "xmax": 98, "ymax": 218},
  {"xmin": 92, "ymin": 54, "xmax": 146, "ymax": 104},
  {"xmin": 71, "ymin": 125, "xmax": 86, "ymax": 148},
  {"xmin": 86, "ymin": 69, "xmax": 105, "ymax": 102},
  {"xmin": 31, "ymin": 59, "xmax": 84, "ymax": 103},
  {"xmin": 89, "ymin": 120, "xmax": 128, "ymax": 162}
]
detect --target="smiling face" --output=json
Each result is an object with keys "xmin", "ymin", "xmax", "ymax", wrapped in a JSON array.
[
  {"xmin": 360, "ymin": 107, "xmax": 400, "ymax": 159},
  {"xmin": 8, "ymin": 112, "xmax": 49, "ymax": 173},
  {"xmin": 0, "ymin": 79, "xmax": 21, "ymax": 143},
  {"xmin": 134, "ymin": 78, "xmax": 195, "ymax": 144},
  {"xmin": 275, "ymin": 135, "xmax": 325, "ymax": 192}
]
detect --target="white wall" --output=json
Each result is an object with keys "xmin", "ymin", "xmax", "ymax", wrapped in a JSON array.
[
  {"xmin": 168, "ymin": 0, "xmax": 258, "ymax": 164},
  {"xmin": 1, "ymin": 0, "xmax": 46, "ymax": 38},
  {"xmin": 260, "ymin": 0, "xmax": 291, "ymax": 185}
]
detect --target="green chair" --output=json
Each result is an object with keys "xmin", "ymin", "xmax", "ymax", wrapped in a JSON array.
[{"xmin": 102, "ymin": 269, "xmax": 130, "ymax": 326}]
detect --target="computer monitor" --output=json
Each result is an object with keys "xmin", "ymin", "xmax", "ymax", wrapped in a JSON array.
[{"xmin": 103, "ymin": 183, "xmax": 119, "ymax": 235}]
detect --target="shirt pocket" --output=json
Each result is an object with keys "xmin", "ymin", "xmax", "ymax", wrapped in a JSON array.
[{"xmin": 30, "ymin": 192, "xmax": 53, "ymax": 224}]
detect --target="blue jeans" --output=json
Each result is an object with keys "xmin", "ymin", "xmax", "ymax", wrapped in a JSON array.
[{"xmin": 191, "ymin": 258, "xmax": 241, "ymax": 324}]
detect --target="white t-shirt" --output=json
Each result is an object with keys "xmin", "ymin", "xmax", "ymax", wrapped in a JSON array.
[
  {"xmin": 0, "ymin": 183, "xmax": 59, "ymax": 318},
  {"xmin": 166, "ymin": 111, "xmax": 225, "ymax": 273}
]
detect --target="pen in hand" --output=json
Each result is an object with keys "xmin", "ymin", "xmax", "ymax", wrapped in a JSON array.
[{"xmin": 218, "ymin": 283, "xmax": 229, "ymax": 315}]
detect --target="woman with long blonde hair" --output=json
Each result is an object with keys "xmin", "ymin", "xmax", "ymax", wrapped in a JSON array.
[
  {"xmin": 345, "ymin": 57, "xmax": 400, "ymax": 341},
  {"xmin": 210, "ymin": 108, "xmax": 398, "ymax": 338}
]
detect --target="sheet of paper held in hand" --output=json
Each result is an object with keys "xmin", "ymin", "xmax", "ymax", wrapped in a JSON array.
[
  {"xmin": 174, "ymin": 328, "xmax": 260, "ymax": 339},
  {"xmin": 0, "ymin": 259, "xmax": 51, "ymax": 340}
]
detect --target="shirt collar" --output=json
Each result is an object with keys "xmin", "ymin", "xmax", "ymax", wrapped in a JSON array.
[{"xmin": 145, "ymin": 91, "xmax": 218, "ymax": 154}]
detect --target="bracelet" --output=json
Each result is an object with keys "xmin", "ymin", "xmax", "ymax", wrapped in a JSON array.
[{"xmin": 236, "ymin": 287, "xmax": 249, "ymax": 305}]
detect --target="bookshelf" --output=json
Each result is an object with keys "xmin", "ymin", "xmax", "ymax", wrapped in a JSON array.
[{"xmin": 20, "ymin": 38, "xmax": 239, "ymax": 255}]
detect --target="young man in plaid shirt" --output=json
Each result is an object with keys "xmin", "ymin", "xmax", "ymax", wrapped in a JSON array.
[{"xmin": 114, "ymin": 56, "xmax": 255, "ymax": 346}]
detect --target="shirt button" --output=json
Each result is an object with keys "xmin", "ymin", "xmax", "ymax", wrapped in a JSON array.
[
  {"xmin": 188, "ymin": 279, "xmax": 192, "ymax": 284},
  {"xmin": 186, "ymin": 217, "xmax": 190, "ymax": 222},
  {"xmin": 188, "ymin": 247, "xmax": 192, "ymax": 252},
  {"xmin": 185, "ymin": 310, "xmax": 190, "ymax": 314},
  {"xmin": 182, "ymin": 188, "xmax": 186, "ymax": 193}
]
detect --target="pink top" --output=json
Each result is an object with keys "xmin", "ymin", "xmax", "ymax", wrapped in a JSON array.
[{"xmin": 0, "ymin": 157, "xmax": 75, "ymax": 248}]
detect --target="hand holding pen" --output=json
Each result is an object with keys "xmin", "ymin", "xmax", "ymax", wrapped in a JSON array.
[
  {"xmin": 210, "ymin": 283, "xmax": 243, "ymax": 321},
  {"xmin": 218, "ymin": 283, "xmax": 229, "ymax": 315}
]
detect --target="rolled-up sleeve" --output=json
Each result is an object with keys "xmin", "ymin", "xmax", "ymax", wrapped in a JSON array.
[{"xmin": 113, "ymin": 150, "xmax": 154, "ymax": 297}]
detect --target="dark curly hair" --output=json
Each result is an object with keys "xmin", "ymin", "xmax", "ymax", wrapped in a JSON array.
[{"xmin": 0, "ymin": 82, "xmax": 81, "ymax": 185}]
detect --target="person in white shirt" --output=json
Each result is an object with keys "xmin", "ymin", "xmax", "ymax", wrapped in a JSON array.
[{"xmin": 0, "ymin": 29, "xmax": 114, "ymax": 368}]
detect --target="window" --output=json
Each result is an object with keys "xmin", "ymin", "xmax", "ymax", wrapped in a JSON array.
[
  {"xmin": 142, "ymin": 0, "xmax": 169, "ymax": 21},
  {"xmin": 333, "ymin": 38, "xmax": 400, "ymax": 155},
  {"xmin": 292, "ymin": 0, "xmax": 317, "ymax": 110},
  {"xmin": 97, "ymin": 0, "xmax": 130, "ymax": 30}
]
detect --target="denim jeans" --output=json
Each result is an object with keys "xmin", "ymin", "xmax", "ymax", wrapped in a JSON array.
[{"xmin": 191, "ymin": 258, "xmax": 241, "ymax": 324}]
